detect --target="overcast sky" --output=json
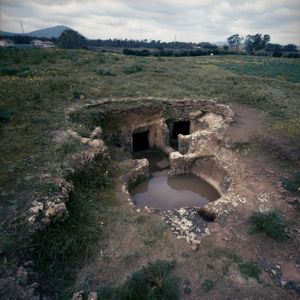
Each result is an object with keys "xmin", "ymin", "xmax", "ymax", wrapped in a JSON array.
[{"xmin": 0, "ymin": 0, "xmax": 299, "ymax": 44}]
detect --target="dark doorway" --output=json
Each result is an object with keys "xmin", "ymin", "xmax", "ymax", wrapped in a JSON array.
[
  {"xmin": 172, "ymin": 121, "xmax": 190, "ymax": 138},
  {"xmin": 132, "ymin": 131, "xmax": 149, "ymax": 152}
]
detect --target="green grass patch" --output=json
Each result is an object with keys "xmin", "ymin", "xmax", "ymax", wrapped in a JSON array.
[
  {"xmin": 238, "ymin": 262, "xmax": 261, "ymax": 281},
  {"xmin": 249, "ymin": 209, "xmax": 288, "ymax": 240},
  {"xmin": 218, "ymin": 57, "xmax": 300, "ymax": 83}
]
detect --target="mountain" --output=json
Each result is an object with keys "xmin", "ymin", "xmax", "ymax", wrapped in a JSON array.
[
  {"xmin": 0, "ymin": 31, "xmax": 19, "ymax": 36},
  {"xmin": 0, "ymin": 25, "xmax": 72, "ymax": 38},
  {"xmin": 27, "ymin": 25, "xmax": 71, "ymax": 38}
]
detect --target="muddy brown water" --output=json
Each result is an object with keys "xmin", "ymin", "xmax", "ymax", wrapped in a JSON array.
[{"xmin": 132, "ymin": 174, "xmax": 220, "ymax": 210}]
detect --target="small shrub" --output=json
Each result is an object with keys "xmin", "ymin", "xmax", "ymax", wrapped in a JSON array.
[
  {"xmin": 59, "ymin": 137, "xmax": 83, "ymax": 155},
  {"xmin": 96, "ymin": 68, "xmax": 116, "ymax": 76},
  {"xmin": 283, "ymin": 172, "xmax": 300, "ymax": 195},
  {"xmin": 238, "ymin": 262, "xmax": 261, "ymax": 281},
  {"xmin": 119, "ymin": 260, "xmax": 180, "ymax": 300},
  {"xmin": 231, "ymin": 141, "xmax": 251, "ymax": 155},
  {"xmin": 183, "ymin": 286, "xmax": 192, "ymax": 294},
  {"xmin": 123, "ymin": 251, "xmax": 140, "ymax": 264},
  {"xmin": 202, "ymin": 279, "xmax": 214, "ymax": 292},
  {"xmin": 95, "ymin": 170, "xmax": 113, "ymax": 190},
  {"xmin": 123, "ymin": 64, "xmax": 143, "ymax": 74},
  {"xmin": 73, "ymin": 124, "xmax": 91, "ymax": 137},
  {"xmin": 97, "ymin": 53, "xmax": 106, "ymax": 64},
  {"xmin": 36, "ymin": 182, "xmax": 60, "ymax": 194},
  {"xmin": 249, "ymin": 209, "xmax": 288, "ymax": 240}
]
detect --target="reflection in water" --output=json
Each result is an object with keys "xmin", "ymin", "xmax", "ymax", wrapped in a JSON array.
[
  {"xmin": 133, "ymin": 149, "xmax": 170, "ymax": 172},
  {"xmin": 131, "ymin": 175, "xmax": 220, "ymax": 210}
]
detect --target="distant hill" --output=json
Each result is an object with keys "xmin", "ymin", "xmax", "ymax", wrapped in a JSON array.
[{"xmin": 0, "ymin": 25, "xmax": 72, "ymax": 38}]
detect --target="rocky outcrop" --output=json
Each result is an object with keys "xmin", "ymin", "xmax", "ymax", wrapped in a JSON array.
[
  {"xmin": 28, "ymin": 126, "xmax": 110, "ymax": 232},
  {"xmin": 120, "ymin": 158, "xmax": 150, "ymax": 206}
]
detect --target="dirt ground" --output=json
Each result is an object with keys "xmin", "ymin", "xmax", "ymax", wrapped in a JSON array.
[{"xmin": 73, "ymin": 104, "xmax": 300, "ymax": 299}]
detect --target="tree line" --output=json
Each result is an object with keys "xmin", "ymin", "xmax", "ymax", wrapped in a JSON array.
[
  {"xmin": 1, "ymin": 29, "xmax": 298, "ymax": 58},
  {"xmin": 227, "ymin": 33, "xmax": 298, "ymax": 56},
  {"xmin": 0, "ymin": 35, "xmax": 57, "ymax": 44}
]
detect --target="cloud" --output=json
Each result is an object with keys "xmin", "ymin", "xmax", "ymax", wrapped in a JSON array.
[{"xmin": 0, "ymin": 0, "xmax": 299, "ymax": 44}]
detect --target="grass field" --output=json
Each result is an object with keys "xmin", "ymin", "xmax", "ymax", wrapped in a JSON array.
[{"xmin": 0, "ymin": 48, "xmax": 299, "ymax": 299}]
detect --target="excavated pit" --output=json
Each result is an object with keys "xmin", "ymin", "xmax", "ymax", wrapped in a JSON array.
[
  {"xmin": 68, "ymin": 98, "xmax": 235, "ymax": 215},
  {"xmin": 132, "ymin": 174, "xmax": 220, "ymax": 210}
]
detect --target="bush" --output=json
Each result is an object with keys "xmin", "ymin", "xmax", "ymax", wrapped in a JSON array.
[
  {"xmin": 283, "ymin": 172, "xmax": 300, "ymax": 195},
  {"xmin": 96, "ymin": 68, "xmax": 116, "ymax": 76},
  {"xmin": 57, "ymin": 137, "xmax": 84, "ymax": 155},
  {"xmin": 123, "ymin": 64, "xmax": 143, "ymax": 74},
  {"xmin": 238, "ymin": 262, "xmax": 261, "ymax": 280},
  {"xmin": 118, "ymin": 260, "xmax": 180, "ymax": 300},
  {"xmin": 96, "ymin": 260, "xmax": 180, "ymax": 299},
  {"xmin": 249, "ymin": 209, "xmax": 288, "ymax": 240},
  {"xmin": 202, "ymin": 279, "xmax": 214, "ymax": 292}
]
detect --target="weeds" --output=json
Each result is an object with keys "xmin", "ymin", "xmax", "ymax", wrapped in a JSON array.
[
  {"xmin": 96, "ymin": 68, "xmax": 116, "ymax": 76},
  {"xmin": 249, "ymin": 209, "xmax": 288, "ymax": 240},
  {"xmin": 123, "ymin": 64, "xmax": 143, "ymax": 74},
  {"xmin": 122, "ymin": 251, "xmax": 140, "ymax": 264},
  {"xmin": 238, "ymin": 262, "xmax": 261, "ymax": 281},
  {"xmin": 57, "ymin": 137, "xmax": 84, "ymax": 155},
  {"xmin": 119, "ymin": 260, "xmax": 180, "ymax": 300},
  {"xmin": 208, "ymin": 248, "xmax": 241, "ymax": 263},
  {"xmin": 32, "ymin": 165, "xmax": 116, "ymax": 298},
  {"xmin": 97, "ymin": 53, "xmax": 106, "ymax": 64},
  {"xmin": 95, "ymin": 260, "xmax": 180, "ymax": 299},
  {"xmin": 283, "ymin": 172, "xmax": 300, "ymax": 195},
  {"xmin": 202, "ymin": 279, "xmax": 215, "ymax": 292},
  {"xmin": 231, "ymin": 141, "xmax": 251, "ymax": 155},
  {"xmin": 72, "ymin": 123, "xmax": 91, "ymax": 137}
]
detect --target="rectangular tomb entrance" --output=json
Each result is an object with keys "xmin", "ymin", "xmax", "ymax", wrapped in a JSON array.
[
  {"xmin": 172, "ymin": 121, "xmax": 190, "ymax": 138},
  {"xmin": 169, "ymin": 120, "xmax": 190, "ymax": 150},
  {"xmin": 132, "ymin": 131, "xmax": 149, "ymax": 152}
]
